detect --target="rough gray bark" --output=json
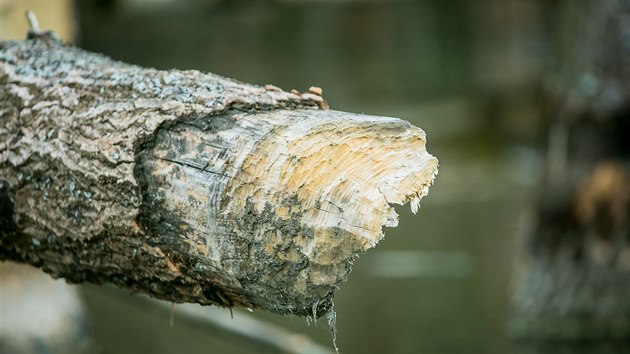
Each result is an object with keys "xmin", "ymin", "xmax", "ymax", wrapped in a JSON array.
[{"xmin": 0, "ymin": 36, "xmax": 438, "ymax": 316}]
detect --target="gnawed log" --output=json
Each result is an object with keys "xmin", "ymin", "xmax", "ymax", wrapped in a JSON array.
[{"xmin": 0, "ymin": 36, "xmax": 438, "ymax": 317}]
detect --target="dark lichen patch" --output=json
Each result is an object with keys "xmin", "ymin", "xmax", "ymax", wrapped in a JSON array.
[
  {"xmin": 236, "ymin": 198, "xmax": 314, "ymax": 241},
  {"xmin": 222, "ymin": 195, "xmax": 348, "ymax": 317},
  {"xmin": 135, "ymin": 159, "xmax": 193, "ymax": 252},
  {"xmin": 0, "ymin": 179, "xmax": 16, "ymax": 235}
]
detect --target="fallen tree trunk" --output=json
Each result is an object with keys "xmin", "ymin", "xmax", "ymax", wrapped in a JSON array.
[{"xmin": 0, "ymin": 35, "xmax": 438, "ymax": 317}]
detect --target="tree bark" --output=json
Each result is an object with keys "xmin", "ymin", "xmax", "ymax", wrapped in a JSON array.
[
  {"xmin": 509, "ymin": 0, "xmax": 630, "ymax": 341},
  {"xmin": 0, "ymin": 36, "xmax": 438, "ymax": 317}
]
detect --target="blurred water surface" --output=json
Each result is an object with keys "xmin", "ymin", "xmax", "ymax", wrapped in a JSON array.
[{"xmin": 75, "ymin": 0, "xmax": 547, "ymax": 353}]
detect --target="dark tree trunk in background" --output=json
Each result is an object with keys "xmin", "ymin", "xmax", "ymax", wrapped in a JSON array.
[{"xmin": 510, "ymin": 0, "xmax": 630, "ymax": 342}]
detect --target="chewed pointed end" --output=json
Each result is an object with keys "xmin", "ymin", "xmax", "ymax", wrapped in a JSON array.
[
  {"xmin": 408, "ymin": 170, "xmax": 438, "ymax": 215},
  {"xmin": 220, "ymin": 109, "xmax": 438, "ymax": 316},
  {"xmin": 358, "ymin": 137, "xmax": 439, "ymax": 253}
]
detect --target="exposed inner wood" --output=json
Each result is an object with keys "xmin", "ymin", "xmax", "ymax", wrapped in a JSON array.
[{"xmin": 139, "ymin": 109, "xmax": 437, "ymax": 313}]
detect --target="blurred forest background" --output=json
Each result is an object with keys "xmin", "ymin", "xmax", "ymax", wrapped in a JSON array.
[{"xmin": 1, "ymin": 0, "xmax": 628, "ymax": 353}]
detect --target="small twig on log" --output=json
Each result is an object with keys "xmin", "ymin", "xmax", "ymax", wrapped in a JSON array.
[
  {"xmin": 25, "ymin": 11, "xmax": 41, "ymax": 33},
  {"xmin": 25, "ymin": 10, "xmax": 58, "ymax": 41}
]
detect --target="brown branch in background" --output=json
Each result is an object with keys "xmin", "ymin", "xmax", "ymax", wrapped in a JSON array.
[{"xmin": 150, "ymin": 297, "xmax": 335, "ymax": 354}]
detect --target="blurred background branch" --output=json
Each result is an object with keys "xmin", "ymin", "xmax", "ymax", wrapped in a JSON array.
[{"xmin": 509, "ymin": 0, "xmax": 630, "ymax": 344}]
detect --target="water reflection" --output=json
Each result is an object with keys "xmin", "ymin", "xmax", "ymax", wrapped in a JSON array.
[{"xmin": 367, "ymin": 250, "xmax": 474, "ymax": 279}]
